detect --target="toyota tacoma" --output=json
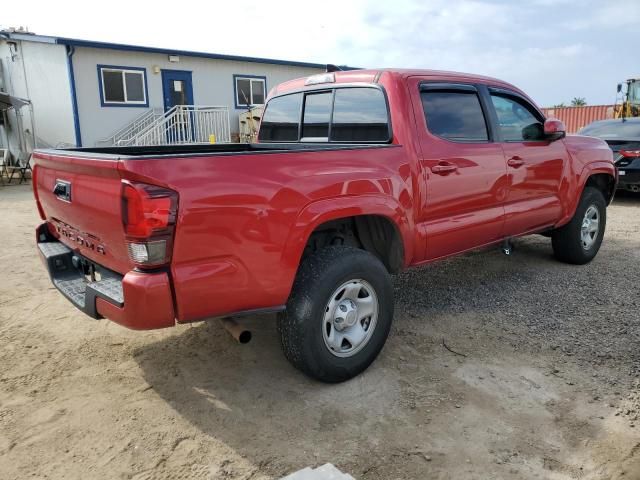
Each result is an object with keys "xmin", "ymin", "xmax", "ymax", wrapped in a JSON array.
[{"xmin": 33, "ymin": 69, "xmax": 616, "ymax": 382}]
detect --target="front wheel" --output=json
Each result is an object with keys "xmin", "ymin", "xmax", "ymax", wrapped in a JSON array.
[
  {"xmin": 277, "ymin": 246, "xmax": 394, "ymax": 383},
  {"xmin": 552, "ymin": 186, "xmax": 606, "ymax": 265}
]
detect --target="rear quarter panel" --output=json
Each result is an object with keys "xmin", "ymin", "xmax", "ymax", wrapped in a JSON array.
[{"xmin": 120, "ymin": 145, "xmax": 415, "ymax": 322}]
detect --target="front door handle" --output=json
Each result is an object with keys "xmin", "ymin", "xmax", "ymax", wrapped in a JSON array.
[
  {"xmin": 431, "ymin": 163, "xmax": 458, "ymax": 174},
  {"xmin": 507, "ymin": 156, "xmax": 525, "ymax": 168}
]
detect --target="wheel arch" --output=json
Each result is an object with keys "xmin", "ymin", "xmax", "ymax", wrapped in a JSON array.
[
  {"xmin": 557, "ymin": 162, "xmax": 616, "ymax": 227},
  {"xmin": 282, "ymin": 195, "xmax": 414, "ymax": 279},
  {"xmin": 584, "ymin": 172, "xmax": 616, "ymax": 205}
]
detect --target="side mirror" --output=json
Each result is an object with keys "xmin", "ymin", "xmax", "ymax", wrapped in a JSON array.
[
  {"xmin": 544, "ymin": 119, "xmax": 566, "ymax": 141},
  {"xmin": 617, "ymin": 83, "xmax": 623, "ymax": 94}
]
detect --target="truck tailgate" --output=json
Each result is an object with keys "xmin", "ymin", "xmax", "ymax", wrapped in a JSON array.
[{"xmin": 34, "ymin": 152, "xmax": 131, "ymax": 274}]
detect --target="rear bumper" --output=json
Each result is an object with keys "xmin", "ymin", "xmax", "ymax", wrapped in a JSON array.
[
  {"xmin": 37, "ymin": 224, "xmax": 175, "ymax": 330},
  {"xmin": 617, "ymin": 168, "xmax": 640, "ymax": 188}
]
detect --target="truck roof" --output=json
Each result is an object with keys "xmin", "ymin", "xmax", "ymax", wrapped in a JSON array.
[{"xmin": 270, "ymin": 68, "xmax": 518, "ymax": 97}]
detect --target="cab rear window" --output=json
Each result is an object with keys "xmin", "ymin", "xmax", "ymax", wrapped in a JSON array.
[
  {"xmin": 258, "ymin": 87, "xmax": 390, "ymax": 143},
  {"xmin": 257, "ymin": 93, "xmax": 302, "ymax": 142},
  {"xmin": 331, "ymin": 89, "xmax": 389, "ymax": 142},
  {"xmin": 302, "ymin": 92, "xmax": 332, "ymax": 139}
]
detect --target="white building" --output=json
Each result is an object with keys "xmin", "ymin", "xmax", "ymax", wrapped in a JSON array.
[{"xmin": 0, "ymin": 30, "xmax": 329, "ymax": 151}]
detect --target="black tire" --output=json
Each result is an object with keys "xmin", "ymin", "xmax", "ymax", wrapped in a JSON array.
[
  {"xmin": 277, "ymin": 246, "xmax": 394, "ymax": 383},
  {"xmin": 552, "ymin": 186, "xmax": 606, "ymax": 265}
]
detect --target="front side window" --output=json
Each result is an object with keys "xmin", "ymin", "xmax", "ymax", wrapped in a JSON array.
[
  {"xmin": 235, "ymin": 76, "xmax": 266, "ymax": 108},
  {"xmin": 421, "ymin": 90, "xmax": 488, "ymax": 142},
  {"xmin": 258, "ymin": 87, "xmax": 390, "ymax": 143},
  {"xmin": 491, "ymin": 94, "xmax": 544, "ymax": 141},
  {"xmin": 99, "ymin": 66, "xmax": 147, "ymax": 106},
  {"xmin": 258, "ymin": 93, "xmax": 302, "ymax": 141}
]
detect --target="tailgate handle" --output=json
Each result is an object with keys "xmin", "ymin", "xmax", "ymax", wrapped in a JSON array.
[{"xmin": 53, "ymin": 180, "xmax": 72, "ymax": 202}]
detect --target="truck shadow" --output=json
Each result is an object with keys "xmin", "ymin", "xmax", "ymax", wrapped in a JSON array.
[
  {"xmin": 132, "ymin": 233, "xmax": 638, "ymax": 475},
  {"xmin": 133, "ymin": 314, "xmax": 397, "ymax": 473}
]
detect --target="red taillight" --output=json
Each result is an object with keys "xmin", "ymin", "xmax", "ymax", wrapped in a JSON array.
[
  {"xmin": 620, "ymin": 150, "xmax": 640, "ymax": 158},
  {"xmin": 121, "ymin": 181, "xmax": 178, "ymax": 268}
]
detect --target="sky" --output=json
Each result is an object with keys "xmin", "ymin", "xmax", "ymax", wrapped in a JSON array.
[{"xmin": 3, "ymin": 0, "xmax": 639, "ymax": 107}]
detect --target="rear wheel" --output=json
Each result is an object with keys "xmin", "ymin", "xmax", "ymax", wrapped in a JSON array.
[
  {"xmin": 552, "ymin": 186, "xmax": 606, "ymax": 264},
  {"xmin": 277, "ymin": 246, "xmax": 394, "ymax": 382}
]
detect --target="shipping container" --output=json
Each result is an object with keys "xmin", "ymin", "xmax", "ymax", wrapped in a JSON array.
[{"xmin": 541, "ymin": 105, "xmax": 614, "ymax": 134}]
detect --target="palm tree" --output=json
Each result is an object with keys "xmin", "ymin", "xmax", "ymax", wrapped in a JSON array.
[
  {"xmin": 571, "ymin": 97, "xmax": 587, "ymax": 107},
  {"xmin": 552, "ymin": 103, "xmax": 566, "ymax": 108}
]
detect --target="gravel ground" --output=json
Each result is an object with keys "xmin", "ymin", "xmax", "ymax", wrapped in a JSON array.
[{"xmin": 1, "ymin": 184, "xmax": 640, "ymax": 479}]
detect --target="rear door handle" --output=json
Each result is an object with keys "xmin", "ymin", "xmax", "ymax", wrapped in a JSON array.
[
  {"xmin": 431, "ymin": 163, "xmax": 458, "ymax": 174},
  {"xmin": 507, "ymin": 156, "xmax": 525, "ymax": 168}
]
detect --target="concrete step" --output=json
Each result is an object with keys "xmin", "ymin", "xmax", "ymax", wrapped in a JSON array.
[{"xmin": 280, "ymin": 463, "xmax": 355, "ymax": 480}]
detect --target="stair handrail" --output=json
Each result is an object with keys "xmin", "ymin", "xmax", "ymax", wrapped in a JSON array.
[
  {"xmin": 132, "ymin": 105, "xmax": 231, "ymax": 146},
  {"xmin": 117, "ymin": 105, "xmax": 182, "ymax": 146},
  {"xmin": 96, "ymin": 108, "xmax": 163, "ymax": 146}
]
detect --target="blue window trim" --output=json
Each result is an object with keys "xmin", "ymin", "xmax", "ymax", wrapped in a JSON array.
[
  {"xmin": 233, "ymin": 74, "xmax": 267, "ymax": 110},
  {"xmin": 97, "ymin": 64, "xmax": 149, "ymax": 108}
]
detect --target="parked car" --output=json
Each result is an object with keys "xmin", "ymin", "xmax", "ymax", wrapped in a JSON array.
[
  {"xmin": 578, "ymin": 118, "xmax": 640, "ymax": 193},
  {"xmin": 32, "ymin": 69, "xmax": 616, "ymax": 382}
]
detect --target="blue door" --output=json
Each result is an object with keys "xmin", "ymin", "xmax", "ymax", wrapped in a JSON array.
[
  {"xmin": 161, "ymin": 70, "xmax": 194, "ymax": 111},
  {"xmin": 161, "ymin": 70, "xmax": 194, "ymax": 143}
]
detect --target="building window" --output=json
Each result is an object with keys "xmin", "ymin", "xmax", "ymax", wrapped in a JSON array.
[
  {"xmin": 234, "ymin": 75, "xmax": 266, "ymax": 109},
  {"xmin": 98, "ymin": 65, "xmax": 148, "ymax": 107}
]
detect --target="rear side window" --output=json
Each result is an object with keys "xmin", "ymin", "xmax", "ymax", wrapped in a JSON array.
[
  {"xmin": 258, "ymin": 93, "xmax": 302, "ymax": 141},
  {"xmin": 421, "ymin": 90, "xmax": 488, "ymax": 142},
  {"xmin": 331, "ymin": 88, "xmax": 389, "ymax": 141},
  {"xmin": 259, "ymin": 87, "xmax": 390, "ymax": 143}
]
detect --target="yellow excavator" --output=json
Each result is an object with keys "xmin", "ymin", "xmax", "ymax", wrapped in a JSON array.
[{"xmin": 614, "ymin": 78, "xmax": 640, "ymax": 118}]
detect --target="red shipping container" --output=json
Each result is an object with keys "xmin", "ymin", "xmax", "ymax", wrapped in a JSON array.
[{"xmin": 541, "ymin": 105, "xmax": 614, "ymax": 134}]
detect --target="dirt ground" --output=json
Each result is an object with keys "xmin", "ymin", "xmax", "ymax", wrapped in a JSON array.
[{"xmin": 1, "ymin": 184, "xmax": 640, "ymax": 480}]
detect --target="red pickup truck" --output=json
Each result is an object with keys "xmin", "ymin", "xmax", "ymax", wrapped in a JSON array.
[{"xmin": 33, "ymin": 69, "xmax": 616, "ymax": 382}]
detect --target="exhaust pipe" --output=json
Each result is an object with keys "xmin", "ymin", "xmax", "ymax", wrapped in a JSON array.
[{"xmin": 219, "ymin": 318, "xmax": 252, "ymax": 344}]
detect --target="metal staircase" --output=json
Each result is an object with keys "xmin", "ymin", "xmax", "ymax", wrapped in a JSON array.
[
  {"xmin": 97, "ymin": 108, "xmax": 164, "ymax": 146},
  {"xmin": 97, "ymin": 106, "xmax": 231, "ymax": 147}
]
